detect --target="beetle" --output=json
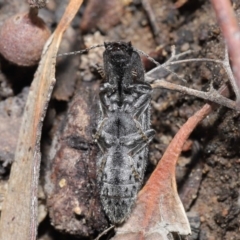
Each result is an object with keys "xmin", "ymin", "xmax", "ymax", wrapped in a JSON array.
[{"xmin": 93, "ymin": 41, "xmax": 155, "ymax": 223}]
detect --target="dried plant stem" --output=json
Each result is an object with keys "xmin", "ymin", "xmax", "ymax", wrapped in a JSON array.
[
  {"xmin": 94, "ymin": 225, "xmax": 114, "ymax": 240},
  {"xmin": 146, "ymin": 44, "xmax": 240, "ymax": 111},
  {"xmin": 151, "ymin": 80, "xmax": 237, "ymax": 110},
  {"xmin": 146, "ymin": 46, "xmax": 193, "ymax": 78},
  {"xmin": 210, "ymin": 0, "xmax": 240, "ymax": 103},
  {"xmin": 165, "ymin": 58, "xmax": 222, "ymax": 65},
  {"xmin": 141, "ymin": 0, "xmax": 160, "ymax": 42},
  {"xmin": 165, "ymin": 48, "xmax": 237, "ymax": 98}
]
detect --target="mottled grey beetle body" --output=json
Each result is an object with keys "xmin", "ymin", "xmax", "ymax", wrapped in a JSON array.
[{"xmin": 94, "ymin": 42, "xmax": 155, "ymax": 223}]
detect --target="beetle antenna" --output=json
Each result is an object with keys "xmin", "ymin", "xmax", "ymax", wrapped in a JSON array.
[
  {"xmin": 133, "ymin": 48, "xmax": 160, "ymax": 66},
  {"xmin": 57, "ymin": 44, "xmax": 105, "ymax": 57}
]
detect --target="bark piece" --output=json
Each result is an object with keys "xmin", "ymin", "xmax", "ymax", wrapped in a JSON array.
[{"xmin": 47, "ymin": 81, "xmax": 108, "ymax": 237}]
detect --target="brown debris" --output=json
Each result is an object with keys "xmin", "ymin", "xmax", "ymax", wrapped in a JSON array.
[
  {"xmin": 46, "ymin": 80, "xmax": 108, "ymax": 237},
  {"xmin": 80, "ymin": 0, "xmax": 125, "ymax": 33}
]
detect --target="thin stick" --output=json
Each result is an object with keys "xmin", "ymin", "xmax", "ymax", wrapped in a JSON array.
[
  {"xmin": 151, "ymin": 80, "xmax": 238, "ymax": 111},
  {"xmin": 145, "ymin": 43, "xmax": 240, "ymax": 111},
  {"xmin": 137, "ymin": 49, "xmax": 189, "ymax": 83},
  {"xmin": 164, "ymin": 46, "xmax": 194, "ymax": 64},
  {"xmin": 163, "ymin": 48, "xmax": 239, "ymax": 97},
  {"xmin": 210, "ymin": 0, "xmax": 240, "ymax": 103},
  {"xmin": 222, "ymin": 47, "xmax": 238, "ymax": 100},
  {"xmin": 164, "ymin": 58, "xmax": 223, "ymax": 65},
  {"xmin": 151, "ymin": 50, "xmax": 238, "ymax": 106},
  {"xmin": 141, "ymin": 0, "xmax": 160, "ymax": 42},
  {"xmin": 94, "ymin": 225, "xmax": 115, "ymax": 240},
  {"xmin": 145, "ymin": 48, "xmax": 195, "ymax": 83},
  {"xmin": 146, "ymin": 47, "xmax": 194, "ymax": 77}
]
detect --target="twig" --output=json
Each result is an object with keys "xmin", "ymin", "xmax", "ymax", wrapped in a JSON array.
[
  {"xmin": 146, "ymin": 47, "xmax": 194, "ymax": 83},
  {"xmin": 141, "ymin": 0, "xmax": 160, "ymax": 43},
  {"xmin": 151, "ymin": 80, "xmax": 238, "ymax": 111},
  {"xmin": 166, "ymin": 45, "xmax": 177, "ymax": 63},
  {"xmin": 94, "ymin": 225, "xmax": 115, "ymax": 240},
  {"xmin": 164, "ymin": 47, "xmax": 238, "ymax": 98},
  {"xmin": 164, "ymin": 58, "xmax": 222, "ymax": 66},
  {"xmin": 146, "ymin": 46, "xmax": 218, "ymax": 80},
  {"xmin": 165, "ymin": 46, "xmax": 194, "ymax": 64},
  {"xmin": 137, "ymin": 47, "xmax": 184, "ymax": 84},
  {"xmin": 146, "ymin": 43, "xmax": 240, "ymax": 111},
  {"xmin": 210, "ymin": 0, "xmax": 240, "ymax": 104},
  {"xmin": 146, "ymin": 46, "xmax": 193, "ymax": 77},
  {"xmin": 0, "ymin": 1, "xmax": 83, "ymax": 240},
  {"xmin": 222, "ymin": 46, "xmax": 238, "ymax": 99}
]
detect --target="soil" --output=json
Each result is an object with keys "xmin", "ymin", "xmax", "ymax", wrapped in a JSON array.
[{"xmin": 0, "ymin": 0, "xmax": 240, "ymax": 239}]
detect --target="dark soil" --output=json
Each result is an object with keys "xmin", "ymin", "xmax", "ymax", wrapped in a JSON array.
[{"xmin": 0, "ymin": 0, "xmax": 240, "ymax": 239}]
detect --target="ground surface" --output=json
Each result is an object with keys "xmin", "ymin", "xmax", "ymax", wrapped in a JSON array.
[{"xmin": 0, "ymin": 0, "xmax": 240, "ymax": 239}]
